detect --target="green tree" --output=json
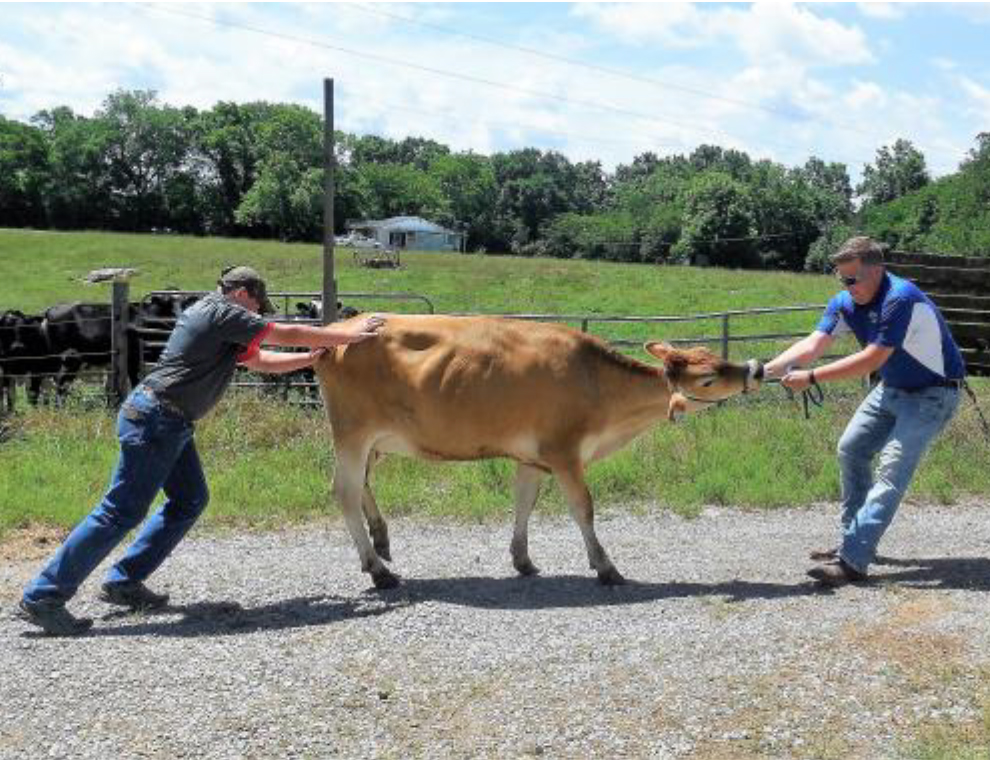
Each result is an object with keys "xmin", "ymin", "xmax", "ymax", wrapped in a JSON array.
[
  {"xmin": 673, "ymin": 171, "xmax": 757, "ymax": 267},
  {"xmin": 0, "ymin": 116, "xmax": 48, "ymax": 227},
  {"xmin": 429, "ymin": 152, "xmax": 498, "ymax": 250},
  {"xmin": 96, "ymin": 90, "xmax": 196, "ymax": 231},
  {"xmin": 856, "ymin": 139, "xmax": 929, "ymax": 207},
  {"xmin": 234, "ymin": 105, "xmax": 324, "ymax": 241},
  {"xmin": 33, "ymin": 106, "xmax": 114, "ymax": 229},
  {"xmin": 235, "ymin": 159, "xmax": 322, "ymax": 241},
  {"xmin": 356, "ymin": 162, "xmax": 448, "ymax": 222}
]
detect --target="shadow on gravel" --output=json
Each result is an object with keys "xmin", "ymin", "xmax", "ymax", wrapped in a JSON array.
[
  {"xmin": 870, "ymin": 555, "xmax": 990, "ymax": 590},
  {"xmin": 390, "ymin": 574, "xmax": 821, "ymax": 610},
  {"xmin": 85, "ymin": 593, "xmax": 408, "ymax": 639}
]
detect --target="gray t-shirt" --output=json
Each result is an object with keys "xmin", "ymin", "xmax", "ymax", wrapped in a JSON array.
[{"xmin": 143, "ymin": 292, "xmax": 269, "ymax": 421}]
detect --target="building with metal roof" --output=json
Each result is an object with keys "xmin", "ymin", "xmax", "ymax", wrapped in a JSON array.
[{"xmin": 347, "ymin": 216, "xmax": 465, "ymax": 252}]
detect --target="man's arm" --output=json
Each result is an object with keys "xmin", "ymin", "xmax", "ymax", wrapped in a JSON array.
[
  {"xmin": 782, "ymin": 343, "xmax": 893, "ymax": 391},
  {"xmin": 764, "ymin": 331, "xmax": 835, "ymax": 379},
  {"xmin": 240, "ymin": 348, "xmax": 326, "ymax": 375},
  {"xmin": 263, "ymin": 314, "xmax": 385, "ymax": 350}
]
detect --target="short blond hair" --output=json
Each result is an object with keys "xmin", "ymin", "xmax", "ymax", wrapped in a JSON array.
[{"xmin": 830, "ymin": 236, "xmax": 886, "ymax": 265}]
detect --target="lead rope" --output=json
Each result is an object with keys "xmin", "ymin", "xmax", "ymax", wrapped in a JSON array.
[
  {"xmin": 801, "ymin": 378, "xmax": 825, "ymax": 419},
  {"xmin": 773, "ymin": 374, "xmax": 825, "ymax": 420},
  {"xmin": 962, "ymin": 380, "xmax": 990, "ymax": 446}
]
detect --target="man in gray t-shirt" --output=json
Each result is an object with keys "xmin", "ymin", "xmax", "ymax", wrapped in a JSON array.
[{"xmin": 19, "ymin": 266, "xmax": 384, "ymax": 636}]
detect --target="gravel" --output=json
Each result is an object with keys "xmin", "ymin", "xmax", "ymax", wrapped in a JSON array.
[{"xmin": 3, "ymin": 501, "xmax": 990, "ymax": 759}]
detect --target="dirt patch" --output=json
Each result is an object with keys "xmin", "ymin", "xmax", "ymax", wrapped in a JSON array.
[{"xmin": 0, "ymin": 523, "xmax": 67, "ymax": 563}]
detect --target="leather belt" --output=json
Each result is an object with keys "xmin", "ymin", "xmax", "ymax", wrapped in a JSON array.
[{"xmin": 136, "ymin": 384, "xmax": 188, "ymax": 420}]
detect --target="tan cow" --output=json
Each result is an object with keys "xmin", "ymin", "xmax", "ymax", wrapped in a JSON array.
[{"xmin": 315, "ymin": 314, "xmax": 763, "ymax": 588}]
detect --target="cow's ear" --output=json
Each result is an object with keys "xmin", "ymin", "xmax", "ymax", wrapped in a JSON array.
[{"xmin": 645, "ymin": 341, "xmax": 673, "ymax": 362}]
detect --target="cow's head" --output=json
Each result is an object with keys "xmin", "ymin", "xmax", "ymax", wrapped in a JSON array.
[{"xmin": 645, "ymin": 342, "xmax": 763, "ymax": 418}]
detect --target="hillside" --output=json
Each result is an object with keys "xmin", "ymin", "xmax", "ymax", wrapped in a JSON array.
[{"xmin": 0, "ymin": 227, "xmax": 836, "ymax": 324}]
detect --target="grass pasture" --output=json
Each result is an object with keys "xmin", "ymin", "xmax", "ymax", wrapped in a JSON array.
[{"xmin": 2, "ymin": 228, "xmax": 989, "ymax": 537}]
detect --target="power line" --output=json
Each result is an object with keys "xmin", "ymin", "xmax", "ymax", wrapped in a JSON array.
[
  {"xmin": 136, "ymin": 3, "xmax": 889, "ymax": 170},
  {"xmin": 350, "ymin": 3, "xmax": 909, "ymax": 149},
  {"xmin": 339, "ymin": 92, "xmax": 690, "ymax": 153}
]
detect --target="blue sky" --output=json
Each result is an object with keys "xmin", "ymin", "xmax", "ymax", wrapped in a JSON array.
[{"xmin": 2, "ymin": 2, "xmax": 990, "ymax": 183}]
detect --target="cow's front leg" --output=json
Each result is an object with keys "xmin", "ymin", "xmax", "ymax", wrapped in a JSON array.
[
  {"xmin": 553, "ymin": 462, "xmax": 624, "ymax": 585},
  {"xmin": 511, "ymin": 463, "xmax": 545, "ymax": 576},
  {"xmin": 333, "ymin": 446, "xmax": 398, "ymax": 589}
]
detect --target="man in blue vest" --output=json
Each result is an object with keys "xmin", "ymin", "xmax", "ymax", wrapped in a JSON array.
[{"xmin": 764, "ymin": 236, "xmax": 965, "ymax": 586}]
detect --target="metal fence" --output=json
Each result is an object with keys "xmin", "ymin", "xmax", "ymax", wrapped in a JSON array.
[{"xmin": 4, "ymin": 286, "xmax": 832, "ymax": 410}]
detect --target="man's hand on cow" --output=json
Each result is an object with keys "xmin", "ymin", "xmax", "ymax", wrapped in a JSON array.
[
  {"xmin": 781, "ymin": 369, "xmax": 814, "ymax": 391},
  {"xmin": 336, "ymin": 314, "xmax": 386, "ymax": 344}
]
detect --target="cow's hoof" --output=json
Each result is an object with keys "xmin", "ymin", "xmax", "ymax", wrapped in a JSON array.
[
  {"xmin": 514, "ymin": 560, "xmax": 541, "ymax": 577},
  {"xmin": 371, "ymin": 568, "xmax": 400, "ymax": 590},
  {"xmin": 597, "ymin": 567, "xmax": 626, "ymax": 586},
  {"xmin": 375, "ymin": 544, "xmax": 393, "ymax": 563}
]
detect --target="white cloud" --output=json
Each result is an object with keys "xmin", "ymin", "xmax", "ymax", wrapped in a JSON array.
[
  {"xmin": 0, "ymin": 2, "xmax": 975, "ymax": 181},
  {"xmin": 574, "ymin": 2, "xmax": 874, "ymax": 69},
  {"xmin": 571, "ymin": 3, "xmax": 710, "ymax": 48},
  {"xmin": 857, "ymin": 3, "xmax": 906, "ymax": 20},
  {"xmin": 957, "ymin": 75, "xmax": 990, "ymax": 121},
  {"xmin": 845, "ymin": 80, "xmax": 887, "ymax": 110}
]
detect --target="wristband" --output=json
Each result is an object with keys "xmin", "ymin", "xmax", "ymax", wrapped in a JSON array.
[{"xmin": 809, "ymin": 369, "xmax": 817, "ymax": 385}]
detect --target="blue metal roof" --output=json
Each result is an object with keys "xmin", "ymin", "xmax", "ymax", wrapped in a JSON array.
[{"xmin": 363, "ymin": 216, "xmax": 453, "ymax": 234}]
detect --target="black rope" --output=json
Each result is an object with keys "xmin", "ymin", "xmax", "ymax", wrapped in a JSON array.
[{"xmin": 800, "ymin": 378, "xmax": 824, "ymax": 419}]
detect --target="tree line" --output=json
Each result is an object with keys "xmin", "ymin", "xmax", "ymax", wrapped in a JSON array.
[{"xmin": 2, "ymin": 89, "xmax": 986, "ymax": 269}]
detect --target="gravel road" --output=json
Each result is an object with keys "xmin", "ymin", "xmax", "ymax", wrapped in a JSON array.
[{"xmin": 3, "ymin": 502, "xmax": 990, "ymax": 759}]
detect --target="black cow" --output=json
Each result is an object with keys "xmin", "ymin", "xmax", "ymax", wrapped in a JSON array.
[
  {"xmin": 41, "ymin": 293, "xmax": 202, "ymax": 403},
  {"xmin": 132, "ymin": 291, "xmax": 203, "ymax": 370},
  {"xmin": 42, "ymin": 302, "xmax": 133, "ymax": 402},
  {"xmin": 293, "ymin": 299, "xmax": 359, "ymax": 322},
  {"xmin": 1, "ymin": 293, "xmax": 208, "ymax": 410},
  {"xmin": 0, "ymin": 309, "xmax": 62, "ymax": 410}
]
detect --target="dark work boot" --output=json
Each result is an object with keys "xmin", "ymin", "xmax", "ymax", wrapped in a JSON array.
[
  {"xmin": 807, "ymin": 559, "xmax": 868, "ymax": 587},
  {"xmin": 17, "ymin": 599, "xmax": 93, "ymax": 637},
  {"xmin": 100, "ymin": 581, "xmax": 169, "ymax": 610}
]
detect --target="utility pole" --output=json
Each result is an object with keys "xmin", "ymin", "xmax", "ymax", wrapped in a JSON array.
[{"xmin": 322, "ymin": 77, "xmax": 338, "ymax": 325}]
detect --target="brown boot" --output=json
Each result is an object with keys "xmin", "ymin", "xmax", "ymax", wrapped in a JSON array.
[
  {"xmin": 807, "ymin": 559, "xmax": 867, "ymax": 587},
  {"xmin": 809, "ymin": 547, "xmax": 838, "ymax": 562}
]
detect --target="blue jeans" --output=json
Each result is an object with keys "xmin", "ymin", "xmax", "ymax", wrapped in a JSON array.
[
  {"xmin": 23, "ymin": 386, "xmax": 208, "ymax": 605},
  {"xmin": 837, "ymin": 382, "xmax": 959, "ymax": 573}
]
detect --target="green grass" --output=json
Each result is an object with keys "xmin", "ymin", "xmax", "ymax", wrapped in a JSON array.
[
  {"xmin": 3, "ymin": 378, "xmax": 989, "ymax": 538},
  {"xmin": 904, "ymin": 698, "xmax": 990, "ymax": 759},
  {"xmin": 1, "ymin": 229, "xmax": 988, "ymax": 538}
]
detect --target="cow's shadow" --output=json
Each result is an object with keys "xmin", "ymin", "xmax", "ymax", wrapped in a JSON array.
[
  {"xmin": 392, "ymin": 573, "xmax": 821, "ymax": 610},
  {"xmin": 32, "ymin": 555, "xmax": 988, "ymax": 639},
  {"xmin": 77, "ymin": 573, "xmax": 821, "ymax": 639}
]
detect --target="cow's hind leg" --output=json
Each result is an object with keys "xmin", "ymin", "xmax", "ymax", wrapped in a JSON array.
[
  {"xmin": 333, "ymin": 440, "xmax": 399, "ymax": 589},
  {"xmin": 511, "ymin": 463, "xmax": 545, "ymax": 576},
  {"xmin": 553, "ymin": 462, "xmax": 624, "ymax": 585},
  {"xmin": 361, "ymin": 452, "xmax": 391, "ymax": 562}
]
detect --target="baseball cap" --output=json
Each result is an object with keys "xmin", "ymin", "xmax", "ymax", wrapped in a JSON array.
[{"xmin": 218, "ymin": 266, "xmax": 276, "ymax": 314}]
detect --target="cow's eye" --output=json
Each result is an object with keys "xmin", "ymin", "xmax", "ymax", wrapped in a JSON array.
[{"xmin": 698, "ymin": 376, "xmax": 717, "ymax": 387}]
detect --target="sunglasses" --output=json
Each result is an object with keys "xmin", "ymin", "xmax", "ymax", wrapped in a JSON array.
[{"xmin": 836, "ymin": 270, "xmax": 870, "ymax": 287}]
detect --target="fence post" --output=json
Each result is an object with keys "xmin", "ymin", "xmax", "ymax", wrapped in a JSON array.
[
  {"xmin": 110, "ymin": 280, "xmax": 131, "ymax": 407},
  {"xmin": 721, "ymin": 313, "xmax": 730, "ymax": 360}
]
